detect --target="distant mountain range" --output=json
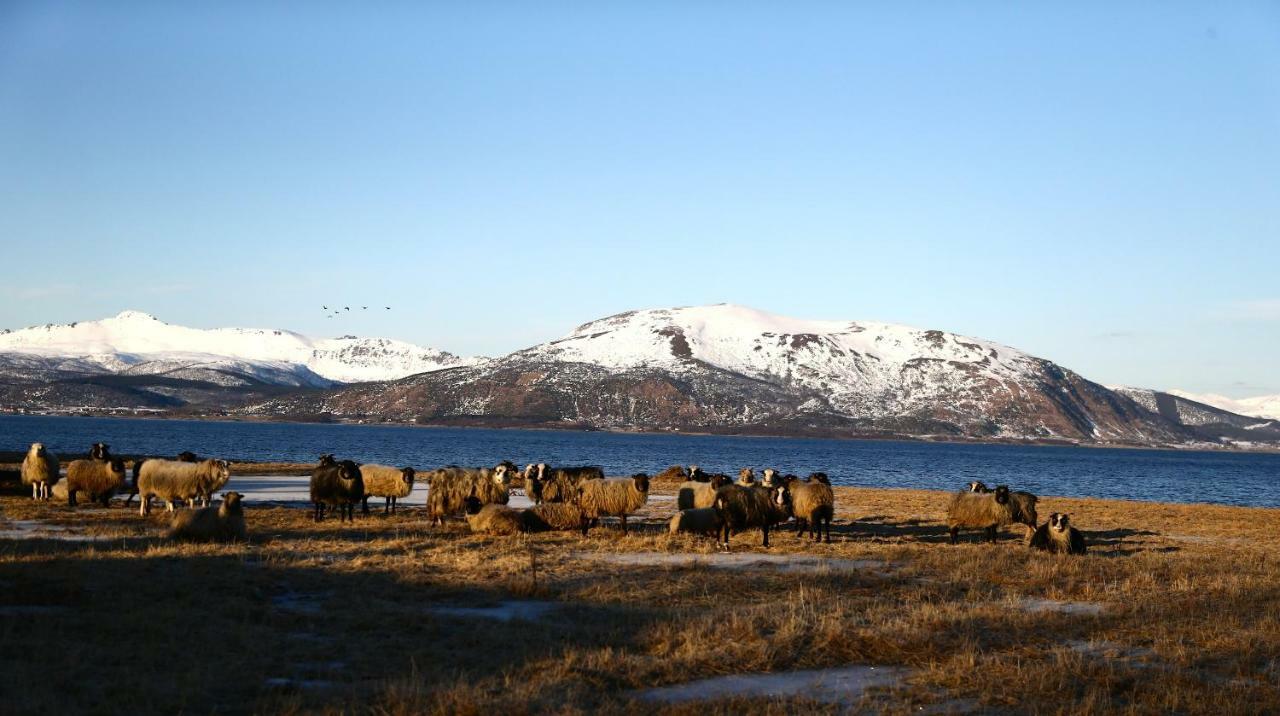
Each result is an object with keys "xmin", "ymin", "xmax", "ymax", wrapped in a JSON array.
[{"xmin": 2, "ymin": 306, "xmax": 1276, "ymax": 450}]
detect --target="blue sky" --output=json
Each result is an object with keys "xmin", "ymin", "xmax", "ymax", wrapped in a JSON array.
[{"xmin": 1, "ymin": 2, "xmax": 1277, "ymax": 396}]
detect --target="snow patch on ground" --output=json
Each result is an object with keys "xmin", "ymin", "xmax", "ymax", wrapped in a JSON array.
[
  {"xmin": 428, "ymin": 600, "xmax": 560, "ymax": 623},
  {"xmin": 1017, "ymin": 598, "xmax": 1104, "ymax": 615},
  {"xmin": 633, "ymin": 664, "xmax": 909, "ymax": 705},
  {"xmin": 0, "ymin": 518, "xmax": 98, "ymax": 542},
  {"xmin": 227, "ymin": 475, "xmax": 533, "ymax": 509},
  {"xmin": 578, "ymin": 552, "xmax": 895, "ymax": 575}
]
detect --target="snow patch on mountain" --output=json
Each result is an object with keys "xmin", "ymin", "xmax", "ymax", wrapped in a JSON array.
[
  {"xmin": 1166, "ymin": 390, "xmax": 1280, "ymax": 421},
  {"xmin": 0, "ymin": 311, "xmax": 470, "ymax": 384}
]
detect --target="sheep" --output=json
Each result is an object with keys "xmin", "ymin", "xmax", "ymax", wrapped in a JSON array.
[
  {"xmin": 712, "ymin": 483, "xmax": 791, "ymax": 549},
  {"xmin": 136, "ymin": 459, "xmax": 232, "ymax": 516},
  {"xmin": 1028, "ymin": 512, "xmax": 1087, "ymax": 555},
  {"xmin": 310, "ymin": 459, "xmax": 364, "ymax": 522},
  {"xmin": 317, "ymin": 453, "xmax": 336, "ymax": 467},
  {"xmin": 62, "ymin": 457, "xmax": 128, "ymax": 507},
  {"xmin": 176, "ymin": 450, "xmax": 199, "ymax": 462},
  {"xmin": 575, "ymin": 473, "xmax": 650, "ymax": 535},
  {"xmin": 21, "ymin": 442, "xmax": 59, "ymax": 501},
  {"xmin": 520, "ymin": 502, "xmax": 589, "ymax": 533},
  {"xmin": 736, "ymin": 467, "xmax": 756, "ymax": 487},
  {"xmin": 168, "ymin": 492, "xmax": 247, "ymax": 543},
  {"xmin": 760, "ymin": 468, "xmax": 782, "ymax": 488},
  {"xmin": 425, "ymin": 462, "xmax": 515, "ymax": 525},
  {"xmin": 538, "ymin": 465, "xmax": 605, "ymax": 504},
  {"xmin": 521, "ymin": 463, "xmax": 548, "ymax": 504},
  {"xmin": 668, "ymin": 507, "xmax": 723, "ymax": 537},
  {"xmin": 463, "ymin": 496, "xmax": 525, "ymax": 536},
  {"xmin": 360, "ymin": 465, "xmax": 415, "ymax": 514},
  {"xmin": 946, "ymin": 485, "xmax": 1027, "ymax": 544},
  {"xmin": 687, "ymin": 465, "xmax": 706, "ymax": 482},
  {"xmin": 964, "ymin": 481, "xmax": 1038, "ymax": 538},
  {"xmin": 807, "ymin": 472, "xmax": 831, "ymax": 485},
  {"xmin": 654, "ymin": 465, "xmax": 689, "ymax": 482},
  {"xmin": 788, "ymin": 475, "xmax": 835, "ymax": 543},
  {"xmin": 89, "ymin": 442, "xmax": 111, "ymax": 461},
  {"xmin": 675, "ymin": 472, "xmax": 731, "ymax": 510}
]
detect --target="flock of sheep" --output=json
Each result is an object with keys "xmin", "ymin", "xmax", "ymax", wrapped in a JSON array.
[{"xmin": 17, "ymin": 442, "xmax": 1086, "ymax": 554}]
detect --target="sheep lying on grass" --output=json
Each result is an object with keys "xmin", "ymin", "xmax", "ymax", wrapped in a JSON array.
[
  {"xmin": 520, "ymin": 502, "xmax": 589, "ymax": 533},
  {"xmin": 310, "ymin": 459, "xmax": 364, "ymax": 522},
  {"xmin": 62, "ymin": 457, "xmax": 128, "ymax": 507},
  {"xmin": 425, "ymin": 463, "xmax": 514, "ymax": 525},
  {"xmin": 676, "ymin": 473, "xmax": 730, "ymax": 510},
  {"xmin": 464, "ymin": 496, "xmax": 525, "ymax": 535},
  {"xmin": 169, "ymin": 492, "xmax": 247, "ymax": 543},
  {"xmin": 1028, "ymin": 512, "xmax": 1087, "ymax": 555},
  {"xmin": 21, "ymin": 442, "xmax": 59, "ymax": 501},
  {"xmin": 786, "ymin": 473, "xmax": 835, "ymax": 543},
  {"xmin": 539, "ymin": 466, "xmax": 605, "ymax": 504},
  {"xmin": 713, "ymin": 484, "xmax": 791, "ymax": 549},
  {"xmin": 669, "ymin": 507, "xmax": 722, "ymax": 537},
  {"xmin": 654, "ymin": 465, "xmax": 689, "ymax": 482},
  {"xmin": 360, "ymin": 465, "xmax": 415, "ymax": 514},
  {"xmin": 576, "ymin": 474, "xmax": 650, "ymax": 535},
  {"xmin": 137, "ymin": 458, "xmax": 231, "ymax": 516}
]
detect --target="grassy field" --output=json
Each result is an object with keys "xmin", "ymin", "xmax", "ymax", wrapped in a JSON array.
[{"xmin": 2, "ymin": 474, "xmax": 1279, "ymax": 714}]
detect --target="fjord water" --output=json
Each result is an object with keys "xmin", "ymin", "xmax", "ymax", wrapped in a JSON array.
[{"xmin": 3, "ymin": 415, "xmax": 1278, "ymax": 507}]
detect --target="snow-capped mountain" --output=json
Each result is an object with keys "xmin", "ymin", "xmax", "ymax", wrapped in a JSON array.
[
  {"xmin": 1164, "ymin": 390, "xmax": 1280, "ymax": 422},
  {"xmin": 245, "ymin": 304, "xmax": 1278, "ymax": 447},
  {"xmin": 0, "ymin": 310, "xmax": 471, "ymax": 386}
]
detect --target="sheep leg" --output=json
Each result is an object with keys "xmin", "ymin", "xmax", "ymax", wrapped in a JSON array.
[
  {"xmin": 948, "ymin": 526, "xmax": 958, "ymax": 545},
  {"xmin": 31, "ymin": 483, "xmax": 38, "ymax": 499},
  {"xmin": 762, "ymin": 524, "xmax": 771, "ymax": 548},
  {"xmin": 986, "ymin": 526, "xmax": 998, "ymax": 543},
  {"xmin": 823, "ymin": 516, "xmax": 831, "ymax": 544},
  {"xmin": 362, "ymin": 497, "xmax": 370, "ymax": 516},
  {"xmin": 313, "ymin": 503, "xmax": 323, "ymax": 522},
  {"xmin": 620, "ymin": 514, "xmax": 628, "ymax": 535}
]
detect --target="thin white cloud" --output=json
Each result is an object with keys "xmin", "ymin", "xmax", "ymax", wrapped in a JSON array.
[{"xmin": 1226, "ymin": 298, "xmax": 1280, "ymax": 321}]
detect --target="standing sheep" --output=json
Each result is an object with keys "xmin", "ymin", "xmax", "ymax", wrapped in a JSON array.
[
  {"xmin": 538, "ymin": 465, "xmax": 606, "ymax": 504},
  {"xmin": 522, "ymin": 463, "xmax": 548, "ymax": 504},
  {"xmin": 310, "ymin": 459, "xmax": 364, "ymax": 522},
  {"xmin": 136, "ymin": 459, "xmax": 232, "ymax": 516},
  {"xmin": 712, "ymin": 484, "xmax": 791, "ymax": 550},
  {"xmin": 169, "ymin": 492, "xmax": 247, "ymax": 543},
  {"xmin": 425, "ymin": 463, "xmax": 515, "ymax": 525},
  {"xmin": 946, "ymin": 485, "xmax": 1022, "ymax": 544},
  {"xmin": 964, "ymin": 481, "xmax": 1038, "ymax": 538},
  {"xmin": 360, "ymin": 465, "xmax": 415, "ymax": 514},
  {"xmin": 736, "ymin": 467, "xmax": 757, "ymax": 487},
  {"xmin": 63, "ymin": 457, "xmax": 128, "ymax": 507},
  {"xmin": 760, "ymin": 468, "xmax": 782, "ymax": 488},
  {"xmin": 21, "ymin": 442, "xmax": 59, "ymax": 501},
  {"xmin": 788, "ymin": 474, "xmax": 835, "ymax": 543},
  {"xmin": 1028, "ymin": 513, "xmax": 1087, "ymax": 555},
  {"xmin": 576, "ymin": 473, "xmax": 650, "ymax": 535},
  {"xmin": 675, "ymin": 473, "xmax": 731, "ymax": 510},
  {"xmin": 89, "ymin": 442, "xmax": 111, "ymax": 461}
]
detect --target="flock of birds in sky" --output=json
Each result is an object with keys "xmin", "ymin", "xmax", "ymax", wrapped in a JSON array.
[{"xmin": 322, "ymin": 305, "xmax": 392, "ymax": 319}]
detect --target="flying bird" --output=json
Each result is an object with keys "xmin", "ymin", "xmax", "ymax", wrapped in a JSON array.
[
  {"xmin": 322, "ymin": 305, "xmax": 328, "ymax": 309},
  {"xmin": 361, "ymin": 306, "xmax": 367, "ymax": 310},
  {"xmin": 385, "ymin": 306, "xmax": 391, "ymax": 310},
  {"xmin": 344, "ymin": 307, "xmax": 350, "ymax": 311}
]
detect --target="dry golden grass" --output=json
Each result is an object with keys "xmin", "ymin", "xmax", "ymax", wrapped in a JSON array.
[{"xmin": 2, "ymin": 482, "xmax": 1280, "ymax": 714}]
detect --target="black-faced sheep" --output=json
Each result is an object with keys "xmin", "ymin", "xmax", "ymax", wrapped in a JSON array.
[
  {"xmin": 675, "ymin": 472, "xmax": 731, "ymax": 510},
  {"xmin": 576, "ymin": 473, "xmax": 650, "ymax": 535},
  {"xmin": 89, "ymin": 442, "xmax": 111, "ymax": 461},
  {"xmin": 360, "ymin": 465, "xmax": 415, "ymax": 514},
  {"xmin": 168, "ymin": 492, "xmax": 247, "ymax": 543},
  {"xmin": 425, "ymin": 463, "xmax": 515, "ymax": 525},
  {"xmin": 520, "ymin": 502, "xmax": 589, "ymax": 533},
  {"xmin": 463, "ymin": 495, "xmax": 525, "ymax": 535},
  {"xmin": 176, "ymin": 451, "xmax": 199, "ymax": 463},
  {"xmin": 63, "ymin": 457, "xmax": 128, "ymax": 507},
  {"xmin": 21, "ymin": 442, "xmax": 59, "ymax": 501},
  {"xmin": 310, "ymin": 459, "xmax": 364, "ymax": 522},
  {"xmin": 522, "ymin": 463, "xmax": 548, "ymax": 504},
  {"xmin": 788, "ymin": 474, "xmax": 835, "ymax": 543},
  {"xmin": 947, "ymin": 485, "xmax": 1024, "ymax": 544},
  {"xmin": 668, "ymin": 507, "xmax": 723, "ymax": 537},
  {"xmin": 137, "ymin": 459, "xmax": 232, "ymax": 516},
  {"xmin": 317, "ymin": 453, "xmax": 336, "ymax": 467},
  {"xmin": 1028, "ymin": 512, "xmax": 1087, "ymax": 555},
  {"xmin": 712, "ymin": 483, "xmax": 791, "ymax": 549},
  {"xmin": 964, "ymin": 480, "xmax": 1038, "ymax": 538},
  {"xmin": 538, "ymin": 465, "xmax": 606, "ymax": 504}
]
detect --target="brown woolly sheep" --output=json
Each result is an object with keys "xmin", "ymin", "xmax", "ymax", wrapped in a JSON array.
[
  {"xmin": 310, "ymin": 459, "xmax": 364, "ymax": 522},
  {"xmin": 654, "ymin": 465, "xmax": 689, "ymax": 482},
  {"xmin": 946, "ymin": 485, "xmax": 1022, "ymax": 544},
  {"xmin": 425, "ymin": 463, "xmax": 515, "ymax": 525},
  {"xmin": 360, "ymin": 465, "xmax": 415, "ymax": 514},
  {"xmin": 63, "ymin": 457, "xmax": 128, "ymax": 507},
  {"xmin": 520, "ymin": 502, "xmax": 589, "ymax": 533},
  {"xmin": 675, "ymin": 473, "xmax": 731, "ymax": 510},
  {"xmin": 538, "ymin": 465, "xmax": 606, "ymax": 503},
  {"xmin": 576, "ymin": 473, "xmax": 650, "ymax": 535},
  {"xmin": 168, "ymin": 492, "xmax": 247, "ymax": 543},
  {"xmin": 788, "ymin": 477, "xmax": 835, "ymax": 543},
  {"xmin": 712, "ymin": 483, "xmax": 791, "ymax": 549},
  {"xmin": 736, "ymin": 467, "xmax": 757, "ymax": 487},
  {"xmin": 463, "ymin": 496, "xmax": 525, "ymax": 536},
  {"xmin": 137, "ymin": 458, "xmax": 232, "ymax": 516},
  {"xmin": 1028, "ymin": 512, "xmax": 1087, "ymax": 555},
  {"xmin": 965, "ymin": 480, "xmax": 1038, "ymax": 537},
  {"xmin": 21, "ymin": 442, "xmax": 59, "ymax": 501},
  {"xmin": 668, "ymin": 507, "xmax": 723, "ymax": 537}
]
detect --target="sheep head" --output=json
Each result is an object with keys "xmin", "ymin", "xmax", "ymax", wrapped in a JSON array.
[
  {"xmin": 993, "ymin": 485, "xmax": 1010, "ymax": 504},
  {"xmin": 967, "ymin": 480, "xmax": 990, "ymax": 493},
  {"xmin": 401, "ymin": 467, "xmax": 415, "ymax": 486},
  {"xmin": 1050, "ymin": 512, "xmax": 1070, "ymax": 532},
  {"xmin": 631, "ymin": 473, "xmax": 650, "ymax": 493}
]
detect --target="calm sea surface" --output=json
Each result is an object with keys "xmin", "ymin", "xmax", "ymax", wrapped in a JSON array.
[{"xmin": 3, "ymin": 415, "xmax": 1278, "ymax": 507}]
